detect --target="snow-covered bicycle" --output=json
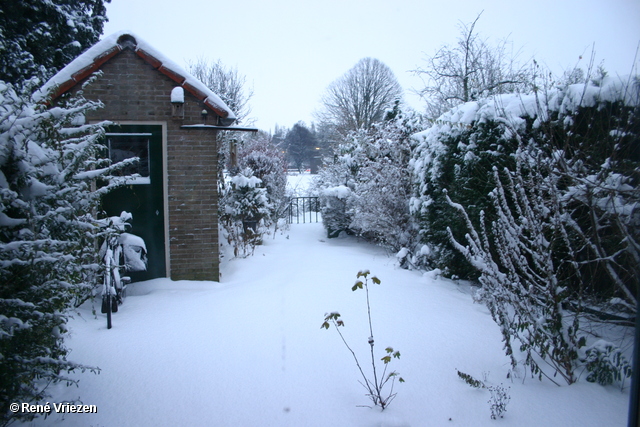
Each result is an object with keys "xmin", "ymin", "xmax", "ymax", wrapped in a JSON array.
[{"xmin": 99, "ymin": 212, "xmax": 147, "ymax": 329}]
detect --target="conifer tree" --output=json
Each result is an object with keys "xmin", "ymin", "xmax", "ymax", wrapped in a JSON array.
[
  {"xmin": 0, "ymin": 0, "xmax": 110, "ymax": 85},
  {"xmin": 0, "ymin": 79, "xmax": 125, "ymax": 425}
]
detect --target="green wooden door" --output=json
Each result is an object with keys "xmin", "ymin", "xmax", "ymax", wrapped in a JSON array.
[{"xmin": 102, "ymin": 124, "xmax": 166, "ymax": 281}]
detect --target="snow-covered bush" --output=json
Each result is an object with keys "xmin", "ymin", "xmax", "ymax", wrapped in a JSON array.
[
  {"xmin": 319, "ymin": 185, "xmax": 354, "ymax": 238},
  {"xmin": 220, "ymin": 169, "xmax": 271, "ymax": 258},
  {"xmin": 0, "ymin": 79, "xmax": 127, "ymax": 424},
  {"xmin": 411, "ymin": 112, "xmax": 519, "ymax": 279},
  {"xmin": 312, "ymin": 129, "xmax": 360, "ymax": 237},
  {"xmin": 315, "ymin": 111, "xmax": 424, "ymax": 257},
  {"xmin": 487, "ymin": 384, "xmax": 511, "ymax": 420},
  {"xmin": 348, "ymin": 114, "xmax": 421, "ymax": 256},
  {"xmin": 237, "ymin": 131, "xmax": 287, "ymax": 222},
  {"xmin": 445, "ymin": 154, "xmax": 584, "ymax": 385}
]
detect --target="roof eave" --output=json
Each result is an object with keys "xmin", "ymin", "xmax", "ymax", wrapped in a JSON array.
[{"xmin": 39, "ymin": 32, "xmax": 237, "ymax": 123}]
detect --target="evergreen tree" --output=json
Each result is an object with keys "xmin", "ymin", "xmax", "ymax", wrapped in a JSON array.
[
  {"xmin": 271, "ymin": 124, "xmax": 287, "ymax": 151},
  {"xmin": 0, "ymin": 79, "xmax": 124, "ymax": 425},
  {"xmin": 219, "ymin": 169, "xmax": 271, "ymax": 258},
  {"xmin": 0, "ymin": 0, "xmax": 110, "ymax": 85},
  {"xmin": 284, "ymin": 122, "xmax": 316, "ymax": 171}
]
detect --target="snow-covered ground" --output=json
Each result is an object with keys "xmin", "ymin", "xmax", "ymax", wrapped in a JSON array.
[
  {"xmin": 23, "ymin": 222, "xmax": 630, "ymax": 427},
  {"xmin": 286, "ymin": 171, "xmax": 316, "ymax": 197}
]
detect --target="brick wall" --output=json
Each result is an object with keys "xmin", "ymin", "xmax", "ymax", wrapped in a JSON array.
[{"xmin": 78, "ymin": 48, "xmax": 221, "ymax": 281}]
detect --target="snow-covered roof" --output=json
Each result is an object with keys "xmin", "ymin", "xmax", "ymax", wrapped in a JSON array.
[{"xmin": 36, "ymin": 31, "xmax": 236, "ymax": 123}]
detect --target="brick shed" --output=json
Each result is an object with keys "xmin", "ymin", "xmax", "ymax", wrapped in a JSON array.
[{"xmin": 39, "ymin": 31, "xmax": 248, "ymax": 282}]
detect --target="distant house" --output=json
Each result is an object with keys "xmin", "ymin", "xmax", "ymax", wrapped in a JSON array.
[{"xmin": 39, "ymin": 31, "xmax": 240, "ymax": 282}]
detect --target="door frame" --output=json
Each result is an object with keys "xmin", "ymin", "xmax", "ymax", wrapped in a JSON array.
[{"xmin": 99, "ymin": 120, "xmax": 170, "ymax": 277}]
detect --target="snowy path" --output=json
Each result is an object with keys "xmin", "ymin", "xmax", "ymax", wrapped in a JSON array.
[{"xmin": 28, "ymin": 223, "xmax": 629, "ymax": 426}]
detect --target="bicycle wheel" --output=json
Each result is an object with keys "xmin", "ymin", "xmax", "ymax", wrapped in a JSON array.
[
  {"xmin": 103, "ymin": 292, "xmax": 112, "ymax": 329},
  {"xmin": 101, "ymin": 270, "xmax": 116, "ymax": 329},
  {"xmin": 111, "ymin": 290, "xmax": 118, "ymax": 312},
  {"xmin": 101, "ymin": 293, "xmax": 110, "ymax": 314}
]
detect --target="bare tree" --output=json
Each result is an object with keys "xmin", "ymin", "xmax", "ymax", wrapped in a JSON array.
[
  {"xmin": 414, "ymin": 13, "xmax": 531, "ymax": 119},
  {"xmin": 187, "ymin": 57, "xmax": 255, "ymax": 181},
  {"xmin": 187, "ymin": 57, "xmax": 254, "ymax": 124},
  {"xmin": 317, "ymin": 57, "xmax": 404, "ymax": 135}
]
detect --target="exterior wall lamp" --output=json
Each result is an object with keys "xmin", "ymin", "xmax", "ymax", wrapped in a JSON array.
[{"xmin": 171, "ymin": 87, "xmax": 184, "ymax": 119}]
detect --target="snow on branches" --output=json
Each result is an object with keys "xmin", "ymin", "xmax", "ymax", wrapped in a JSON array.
[
  {"xmin": 316, "ymin": 111, "xmax": 424, "ymax": 263},
  {"xmin": 413, "ymin": 74, "xmax": 639, "ymax": 385},
  {"xmin": 0, "ymin": 79, "xmax": 125, "ymax": 424}
]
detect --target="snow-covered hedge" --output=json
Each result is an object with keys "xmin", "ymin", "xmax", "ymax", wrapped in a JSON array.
[
  {"xmin": 411, "ymin": 75, "xmax": 640, "ymax": 289},
  {"xmin": 411, "ymin": 75, "xmax": 639, "ymax": 384}
]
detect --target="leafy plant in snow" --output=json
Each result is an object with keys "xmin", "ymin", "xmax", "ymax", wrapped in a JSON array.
[
  {"xmin": 487, "ymin": 384, "xmax": 511, "ymax": 420},
  {"xmin": 582, "ymin": 340, "xmax": 632, "ymax": 388},
  {"xmin": 457, "ymin": 370, "xmax": 511, "ymax": 420},
  {"xmin": 457, "ymin": 370, "xmax": 484, "ymax": 388},
  {"xmin": 321, "ymin": 270, "xmax": 404, "ymax": 410}
]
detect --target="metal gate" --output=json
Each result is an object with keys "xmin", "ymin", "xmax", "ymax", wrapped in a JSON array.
[{"xmin": 285, "ymin": 197, "xmax": 320, "ymax": 224}]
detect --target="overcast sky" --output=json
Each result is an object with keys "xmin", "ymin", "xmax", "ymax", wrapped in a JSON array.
[{"xmin": 102, "ymin": 0, "xmax": 640, "ymax": 132}]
